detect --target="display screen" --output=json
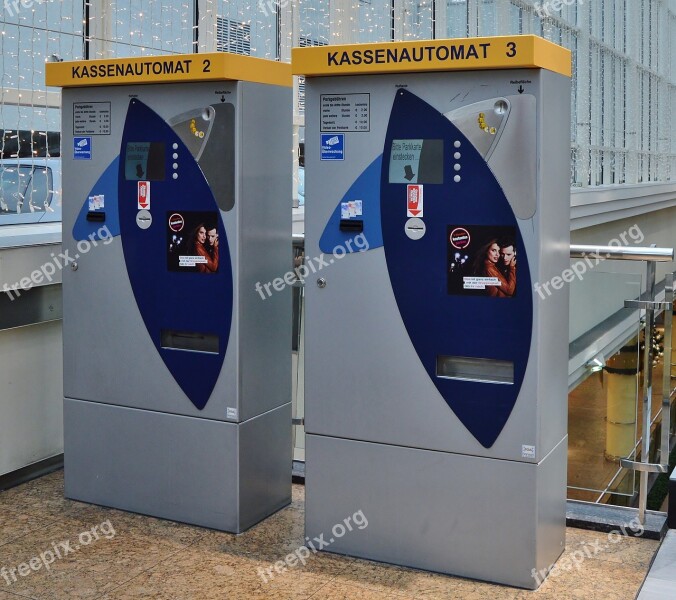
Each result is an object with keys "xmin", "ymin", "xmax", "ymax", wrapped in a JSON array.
[
  {"xmin": 388, "ymin": 139, "xmax": 443, "ymax": 184},
  {"xmin": 167, "ymin": 211, "xmax": 220, "ymax": 274},
  {"xmin": 447, "ymin": 225, "xmax": 517, "ymax": 298},
  {"xmin": 125, "ymin": 142, "xmax": 166, "ymax": 181}
]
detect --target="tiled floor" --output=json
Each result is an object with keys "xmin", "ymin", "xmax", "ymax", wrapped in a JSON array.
[{"xmin": 0, "ymin": 471, "xmax": 660, "ymax": 599}]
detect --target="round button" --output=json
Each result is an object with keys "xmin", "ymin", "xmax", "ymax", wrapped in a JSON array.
[
  {"xmin": 454, "ymin": 164, "xmax": 461, "ymax": 172},
  {"xmin": 454, "ymin": 140, "xmax": 461, "ymax": 148},
  {"xmin": 405, "ymin": 218, "xmax": 426, "ymax": 241},
  {"xmin": 136, "ymin": 209, "xmax": 152, "ymax": 230},
  {"xmin": 454, "ymin": 175, "xmax": 461, "ymax": 183},
  {"xmin": 172, "ymin": 143, "xmax": 178, "ymax": 150},
  {"xmin": 173, "ymin": 173, "xmax": 179, "ymax": 180},
  {"xmin": 454, "ymin": 152, "xmax": 461, "ymax": 160},
  {"xmin": 173, "ymin": 163, "xmax": 179, "ymax": 170},
  {"xmin": 173, "ymin": 153, "xmax": 178, "ymax": 160}
]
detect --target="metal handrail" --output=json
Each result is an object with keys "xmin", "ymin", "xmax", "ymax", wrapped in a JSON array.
[{"xmin": 570, "ymin": 245, "xmax": 674, "ymax": 262}]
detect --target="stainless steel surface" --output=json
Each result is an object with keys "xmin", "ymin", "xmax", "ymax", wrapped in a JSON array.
[
  {"xmin": 624, "ymin": 300, "xmax": 672, "ymax": 310},
  {"xmin": 61, "ymin": 78, "xmax": 292, "ymax": 532},
  {"xmin": 619, "ymin": 458, "xmax": 669, "ymax": 473},
  {"xmin": 306, "ymin": 433, "xmax": 567, "ymax": 590},
  {"xmin": 303, "ymin": 67, "xmax": 571, "ymax": 587},
  {"xmin": 570, "ymin": 245, "xmax": 674, "ymax": 262},
  {"xmin": 661, "ymin": 273, "xmax": 673, "ymax": 468},
  {"xmin": 639, "ymin": 257, "xmax": 657, "ymax": 524}
]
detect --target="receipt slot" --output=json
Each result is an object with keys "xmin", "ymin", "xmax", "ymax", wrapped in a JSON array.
[
  {"xmin": 293, "ymin": 35, "xmax": 571, "ymax": 588},
  {"xmin": 47, "ymin": 54, "xmax": 292, "ymax": 532}
]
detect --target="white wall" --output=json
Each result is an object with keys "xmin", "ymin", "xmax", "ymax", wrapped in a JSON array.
[
  {"xmin": 569, "ymin": 206, "xmax": 676, "ymax": 342},
  {"xmin": 0, "ymin": 320, "xmax": 63, "ymax": 477}
]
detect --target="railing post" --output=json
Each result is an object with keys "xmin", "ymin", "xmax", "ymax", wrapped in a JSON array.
[
  {"xmin": 616, "ymin": 247, "xmax": 673, "ymax": 522},
  {"xmin": 638, "ymin": 259, "xmax": 656, "ymax": 524},
  {"xmin": 661, "ymin": 273, "xmax": 674, "ymax": 464}
]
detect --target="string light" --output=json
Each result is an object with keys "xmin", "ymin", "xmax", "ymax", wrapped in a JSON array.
[{"xmin": 0, "ymin": 1, "xmax": 673, "ymax": 181}]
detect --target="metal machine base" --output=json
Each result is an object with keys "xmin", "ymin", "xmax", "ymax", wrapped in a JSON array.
[
  {"xmin": 306, "ymin": 434, "xmax": 567, "ymax": 589},
  {"xmin": 64, "ymin": 400, "xmax": 291, "ymax": 533}
]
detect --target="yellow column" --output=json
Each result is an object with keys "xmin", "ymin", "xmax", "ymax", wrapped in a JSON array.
[
  {"xmin": 604, "ymin": 345, "xmax": 639, "ymax": 461},
  {"xmin": 671, "ymin": 308, "xmax": 676, "ymax": 378}
]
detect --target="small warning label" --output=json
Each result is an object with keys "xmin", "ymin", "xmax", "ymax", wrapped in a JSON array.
[
  {"xmin": 138, "ymin": 181, "xmax": 150, "ymax": 210},
  {"xmin": 321, "ymin": 133, "xmax": 345, "ymax": 161},
  {"xmin": 407, "ymin": 184, "xmax": 423, "ymax": 218},
  {"xmin": 73, "ymin": 136, "xmax": 92, "ymax": 160}
]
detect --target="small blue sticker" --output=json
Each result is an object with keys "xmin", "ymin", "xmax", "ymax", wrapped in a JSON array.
[
  {"xmin": 74, "ymin": 136, "xmax": 92, "ymax": 160},
  {"xmin": 321, "ymin": 133, "xmax": 344, "ymax": 161}
]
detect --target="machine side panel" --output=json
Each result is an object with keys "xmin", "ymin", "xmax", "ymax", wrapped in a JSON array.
[
  {"xmin": 64, "ymin": 398, "xmax": 239, "ymax": 531},
  {"xmin": 238, "ymin": 403, "xmax": 293, "ymax": 531},
  {"xmin": 535, "ymin": 436, "xmax": 568, "ymax": 579},
  {"xmin": 535, "ymin": 71, "xmax": 572, "ymax": 456},
  {"xmin": 306, "ymin": 434, "xmax": 547, "ymax": 589},
  {"xmin": 239, "ymin": 82, "xmax": 293, "ymax": 421}
]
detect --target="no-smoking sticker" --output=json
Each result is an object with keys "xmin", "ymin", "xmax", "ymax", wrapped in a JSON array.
[
  {"xmin": 168, "ymin": 213, "xmax": 185, "ymax": 232},
  {"xmin": 450, "ymin": 227, "xmax": 471, "ymax": 250}
]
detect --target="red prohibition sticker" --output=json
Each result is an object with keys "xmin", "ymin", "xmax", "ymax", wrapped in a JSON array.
[
  {"xmin": 168, "ymin": 213, "xmax": 185, "ymax": 232},
  {"xmin": 450, "ymin": 227, "xmax": 471, "ymax": 250}
]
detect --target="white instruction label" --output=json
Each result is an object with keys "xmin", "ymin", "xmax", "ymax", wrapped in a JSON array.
[
  {"xmin": 226, "ymin": 407, "xmax": 238, "ymax": 420},
  {"xmin": 522, "ymin": 445, "xmax": 536, "ymax": 459},
  {"xmin": 73, "ymin": 102, "xmax": 111, "ymax": 136},
  {"xmin": 321, "ymin": 93, "xmax": 370, "ymax": 132}
]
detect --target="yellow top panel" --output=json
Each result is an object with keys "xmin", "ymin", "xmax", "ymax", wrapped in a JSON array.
[
  {"xmin": 292, "ymin": 35, "xmax": 571, "ymax": 78},
  {"xmin": 46, "ymin": 53, "xmax": 292, "ymax": 88}
]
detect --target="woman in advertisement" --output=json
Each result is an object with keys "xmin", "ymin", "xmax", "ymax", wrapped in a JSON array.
[
  {"xmin": 472, "ymin": 238, "xmax": 516, "ymax": 298},
  {"xmin": 190, "ymin": 222, "xmax": 219, "ymax": 273}
]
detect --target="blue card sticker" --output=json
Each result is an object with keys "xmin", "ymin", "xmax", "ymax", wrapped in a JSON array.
[
  {"xmin": 321, "ymin": 133, "xmax": 344, "ymax": 161},
  {"xmin": 74, "ymin": 137, "xmax": 92, "ymax": 160}
]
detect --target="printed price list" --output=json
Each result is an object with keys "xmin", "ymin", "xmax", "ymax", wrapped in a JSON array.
[
  {"xmin": 320, "ymin": 94, "xmax": 370, "ymax": 132},
  {"xmin": 74, "ymin": 102, "xmax": 111, "ymax": 135}
]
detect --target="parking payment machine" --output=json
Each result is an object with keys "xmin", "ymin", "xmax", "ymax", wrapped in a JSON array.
[
  {"xmin": 294, "ymin": 36, "xmax": 571, "ymax": 588},
  {"xmin": 47, "ymin": 54, "xmax": 292, "ymax": 532}
]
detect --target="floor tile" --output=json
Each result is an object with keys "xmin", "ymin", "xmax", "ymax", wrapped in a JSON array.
[
  {"xmin": 100, "ymin": 546, "xmax": 333, "ymax": 600},
  {"xmin": 334, "ymin": 559, "xmax": 522, "ymax": 600},
  {"xmin": 0, "ymin": 472, "xmax": 661, "ymax": 600},
  {"xmin": 0, "ymin": 508, "xmax": 49, "ymax": 549},
  {"xmin": 518, "ymin": 554, "xmax": 649, "ymax": 600},
  {"xmin": 0, "ymin": 512, "xmax": 183, "ymax": 600},
  {"xmin": 307, "ymin": 579, "xmax": 415, "ymax": 599},
  {"xmin": 565, "ymin": 527, "xmax": 659, "ymax": 569}
]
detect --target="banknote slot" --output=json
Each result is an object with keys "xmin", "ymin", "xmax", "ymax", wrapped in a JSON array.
[
  {"xmin": 86, "ymin": 211, "xmax": 106, "ymax": 222},
  {"xmin": 436, "ymin": 355, "xmax": 514, "ymax": 385},
  {"xmin": 161, "ymin": 330, "xmax": 219, "ymax": 354}
]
